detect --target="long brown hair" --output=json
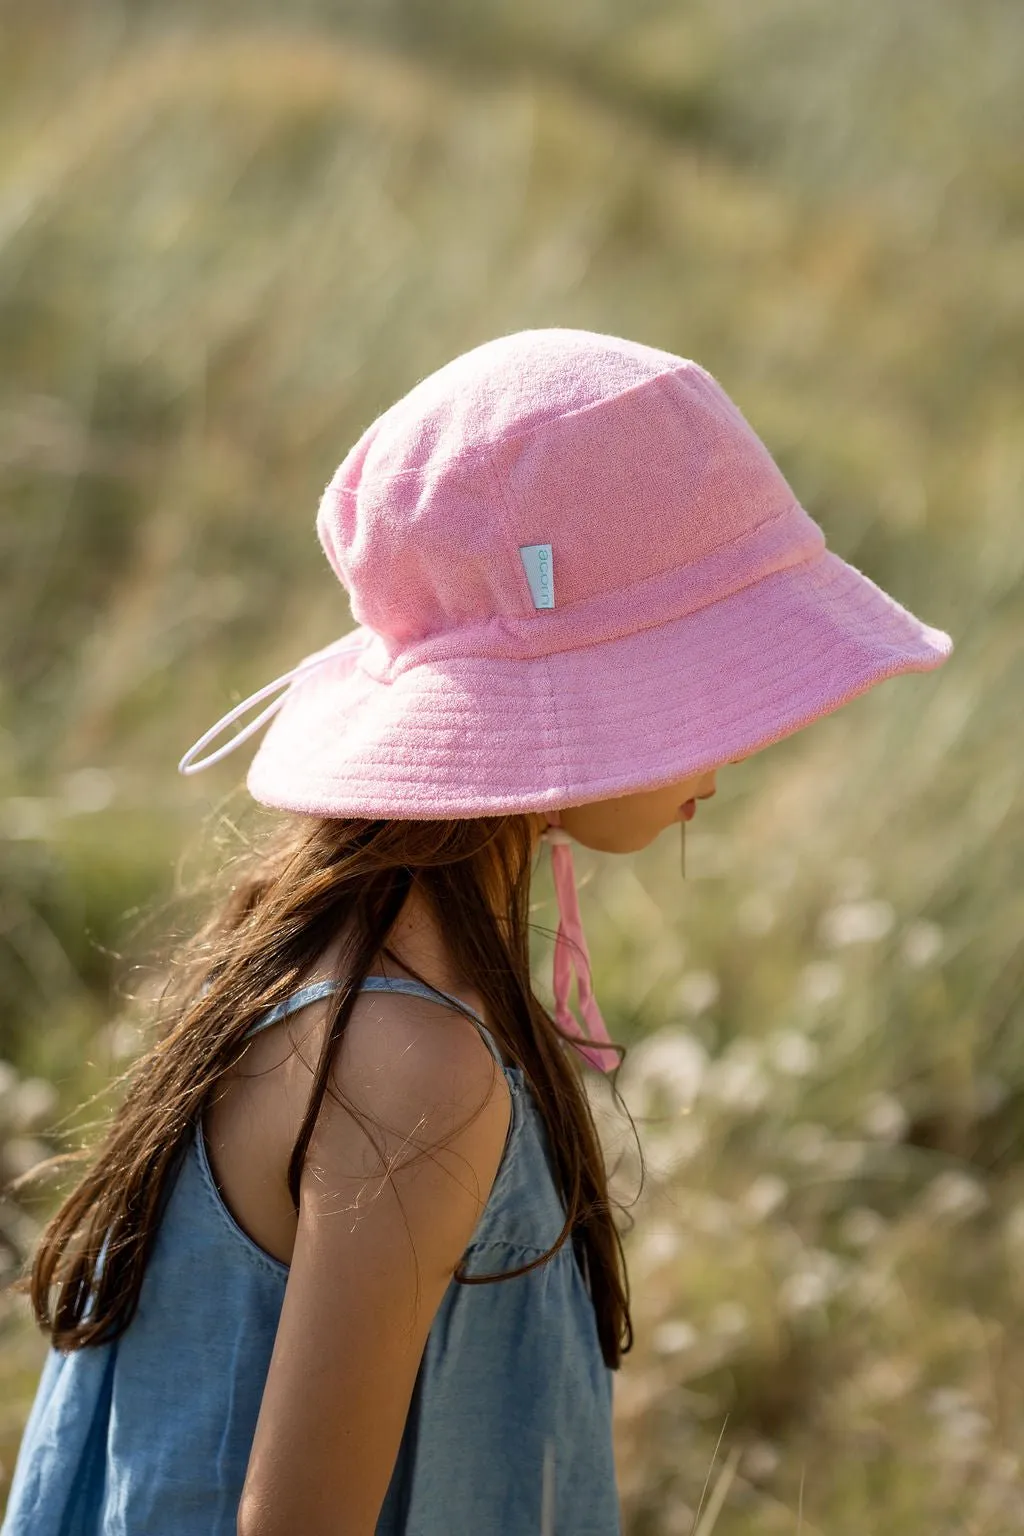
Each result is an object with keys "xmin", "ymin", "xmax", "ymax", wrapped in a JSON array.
[{"xmin": 10, "ymin": 808, "xmax": 634, "ymax": 1368}]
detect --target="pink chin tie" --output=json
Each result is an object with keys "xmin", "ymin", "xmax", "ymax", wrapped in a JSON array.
[{"xmin": 541, "ymin": 810, "xmax": 619, "ymax": 1074}]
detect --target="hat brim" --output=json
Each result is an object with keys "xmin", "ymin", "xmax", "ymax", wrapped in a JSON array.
[{"xmin": 246, "ymin": 547, "xmax": 952, "ymax": 819}]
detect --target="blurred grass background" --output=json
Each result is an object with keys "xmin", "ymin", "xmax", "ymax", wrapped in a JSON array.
[{"xmin": 1, "ymin": 0, "xmax": 1021, "ymax": 1529}]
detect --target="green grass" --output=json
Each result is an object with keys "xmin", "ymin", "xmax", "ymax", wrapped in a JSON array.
[{"xmin": 2, "ymin": 0, "xmax": 1022, "ymax": 1528}]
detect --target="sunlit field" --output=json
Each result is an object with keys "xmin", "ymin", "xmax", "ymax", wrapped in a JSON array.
[{"xmin": 2, "ymin": 2, "xmax": 1022, "ymax": 1529}]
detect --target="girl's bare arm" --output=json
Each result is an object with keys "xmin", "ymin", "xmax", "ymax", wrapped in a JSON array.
[{"xmin": 237, "ymin": 990, "xmax": 512, "ymax": 1536}]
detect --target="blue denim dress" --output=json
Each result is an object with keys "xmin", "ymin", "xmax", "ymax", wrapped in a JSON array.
[{"xmin": 3, "ymin": 975, "xmax": 621, "ymax": 1535}]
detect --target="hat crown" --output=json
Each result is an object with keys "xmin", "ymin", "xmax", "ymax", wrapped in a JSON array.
[{"xmin": 316, "ymin": 328, "xmax": 823, "ymax": 670}]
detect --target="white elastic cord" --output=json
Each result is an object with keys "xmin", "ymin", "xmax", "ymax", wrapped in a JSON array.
[{"xmin": 177, "ymin": 634, "xmax": 357, "ymax": 776}]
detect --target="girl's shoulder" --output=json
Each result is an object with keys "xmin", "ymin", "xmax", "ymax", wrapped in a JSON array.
[
  {"xmin": 201, "ymin": 971, "xmax": 517, "ymax": 1273},
  {"xmin": 302, "ymin": 975, "xmax": 514, "ymax": 1155}
]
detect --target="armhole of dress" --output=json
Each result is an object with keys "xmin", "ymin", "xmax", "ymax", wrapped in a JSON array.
[{"xmin": 241, "ymin": 978, "xmax": 345, "ymax": 1041}]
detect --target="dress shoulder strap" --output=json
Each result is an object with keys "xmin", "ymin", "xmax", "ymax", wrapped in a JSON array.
[
  {"xmin": 242, "ymin": 974, "xmax": 506, "ymax": 1070},
  {"xmin": 245, "ymin": 978, "xmax": 342, "ymax": 1033}
]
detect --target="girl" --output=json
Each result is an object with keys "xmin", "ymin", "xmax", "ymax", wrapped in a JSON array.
[{"xmin": 2, "ymin": 328, "xmax": 952, "ymax": 1535}]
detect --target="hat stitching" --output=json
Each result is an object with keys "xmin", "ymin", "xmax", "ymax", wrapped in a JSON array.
[
  {"xmin": 272, "ymin": 570, "xmax": 944, "ymax": 778},
  {"xmin": 484, "ymin": 439, "xmax": 539, "ymax": 616},
  {"xmin": 349, "ymin": 502, "xmax": 825, "ymax": 684},
  {"xmin": 321, "ymin": 360, "xmax": 702, "ymax": 487}
]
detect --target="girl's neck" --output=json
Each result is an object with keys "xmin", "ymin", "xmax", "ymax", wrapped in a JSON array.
[
  {"xmin": 308, "ymin": 815, "xmax": 550, "ymax": 1006},
  {"xmin": 310, "ymin": 886, "xmax": 480, "ymax": 1009}
]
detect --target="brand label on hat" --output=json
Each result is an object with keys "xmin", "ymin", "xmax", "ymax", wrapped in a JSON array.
[{"xmin": 519, "ymin": 544, "xmax": 555, "ymax": 609}]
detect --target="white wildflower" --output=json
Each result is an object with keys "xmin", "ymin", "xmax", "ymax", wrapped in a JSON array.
[
  {"xmin": 769, "ymin": 1225, "xmax": 805, "ymax": 1266},
  {"xmin": 1002, "ymin": 1203, "xmax": 1024, "ymax": 1255},
  {"xmin": 691, "ymin": 1195, "xmax": 737, "ymax": 1237},
  {"xmin": 859, "ymin": 1091, "xmax": 909, "ymax": 1142},
  {"xmin": 797, "ymin": 960, "xmax": 844, "ymax": 1007},
  {"xmin": 901, "ymin": 919, "xmax": 944, "ymax": 969},
  {"xmin": 976, "ymin": 1074, "xmax": 1009, "ymax": 1115},
  {"xmin": 673, "ymin": 970, "xmax": 720, "ymax": 1017},
  {"xmin": 782, "ymin": 1121, "xmax": 829, "ymax": 1166},
  {"xmin": 927, "ymin": 1386, "xmax": 972, "ymax": 1418},
  {"xmin": 806, "ymin": 1246, "xmax": 846, "ymax": 1288},
  {"xmin": 989, "ymin": 1450, "xmax": 1021, "ymax": 1483},
  {"xmin": 742, "ymin": 1441, "xmax": 781, "ymax": 1480},
  {"xmin": 10, "ymin": 1077, "xmax": 58, "ymax": 1132},
  {"xmin": 614, "ymin": 1366, "xmax": 665, "ymax": 1423},
  {"xmin": 704, "ymin": 1040, "xmax": 770, "ymax": 1112},
  {"xmin": 840, "ymin": 1206, "xmax": 887, "ymax": 1249},
  {"xmin": 848, "ymin": 1265, "xmax": 899, "ymax": 1312},
  {"xmin": 779, "ymin": 1269, "xmax": 830, "ymax": 1314},
  {"xmin": 61, "ymin": 767, "xmax": 115, "ymax": 814},
  {"xmin": 1, "ymin": 1202, "xmax": 42, "ymax": 1254},
  {"xmin": 103, "ymin": 1020, "xmax": 144, "ymax": 1062},
  {"xmin": 645, "ymin": 1117, "xmax": 706, "ymax": 1178},
  {"xmin": 652, "ymin": 1319, "xmax": 699, "ymax": 1356},
  {"xmin": 820, "ymin": 899, "xmax": 896, "ymax": 948},
  {"xmin": 663, "ymin": 1503, "xmax": 701, "ymax": 1536},
  {"xmin": 622, "ymin": 1026, "xmax": 707, "ymax": 1113},
  {"xmin": 741, "ymin": 1173, "xmax": 788, "ymax": 1223},
  {"xmin": 709, "ymin": 1300, "xmax": 750, "ymax": 1339},
  {"xmin": 922, "ymin": 1170, "xmax": 989, "ymax": 1223},
  {"xmin": 820, "ymin": 1140, "xmax": 866, "ymax": 1179},
  {"xmin": 767, "ymin": 1029, "xmax": 818, "ymax": 1078},
  {"xmin": 939, "ymin": 1408, "xmax": 991, "ymax": 1453},
  {"xmin": 0, "ymin": 1059, "xmax": 19, "ymax": 1105},
  {"xmin": 1, "ymin": 1136, "xmax": 50, "ymax": 1180},
  {"xmin": 2, "ymin": 797, "xmax": 53, "ymax": 840},
  {"xmin": 736, "ymin": 892, "xmax": 777, "ymax": 936},
  {"xmin": 636, "ymin": 1228, "xmax": 683, "ymax": 1269},
  {"xmin": 779, "ymin": 1249, "xmax": 844, "ymax": 1314},
  {"xmin": 855, "ymin": 1356, "xmax": 920, "ymax": 1404}
]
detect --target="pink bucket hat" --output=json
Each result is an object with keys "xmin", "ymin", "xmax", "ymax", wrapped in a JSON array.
[{"xmin": 179, "ymin": 328, "xmax": 953, "ymax": 1072}]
